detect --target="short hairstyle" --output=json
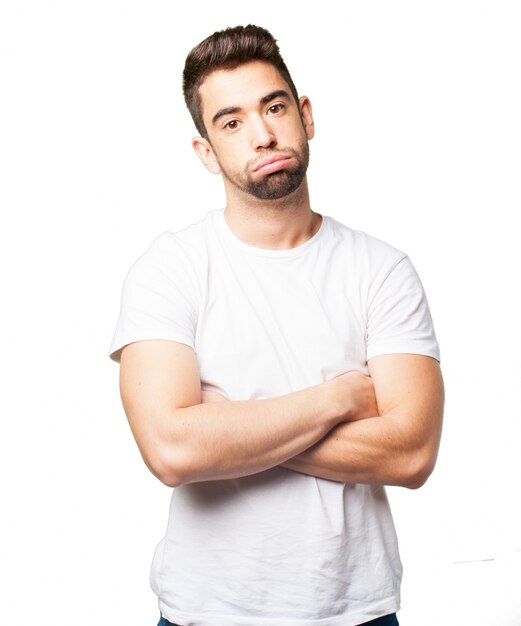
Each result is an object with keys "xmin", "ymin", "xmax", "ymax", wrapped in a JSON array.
[{"xmin": 182, "ymin": 24, "xmax": 299, "ymax": 139}]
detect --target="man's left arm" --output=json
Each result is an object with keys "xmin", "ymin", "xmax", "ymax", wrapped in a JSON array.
[{"xmin": 281, "ymin": 353, "xmax": 444, "ymax": 488}]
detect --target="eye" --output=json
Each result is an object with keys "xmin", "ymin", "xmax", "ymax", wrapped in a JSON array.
[
  {"xmin": 268, "ymin": 103, "xmax": 285, "ymax": 115},
  {"xmin": 224, "ymin": 119, "xmax": 240, "ymax": 131}
]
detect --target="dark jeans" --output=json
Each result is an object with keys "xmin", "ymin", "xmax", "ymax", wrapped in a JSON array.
[{"xmin": 158, "ymin": 613, "xmax": 399, "ymax": 626}]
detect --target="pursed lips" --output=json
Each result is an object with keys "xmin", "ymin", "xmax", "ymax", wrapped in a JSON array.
[{"xmin": 253, "ymin": 154, "xmax": 292, "ymax": 174}]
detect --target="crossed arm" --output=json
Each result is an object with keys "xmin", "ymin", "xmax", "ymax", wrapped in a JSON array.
[
  {"xmin": 119, "ymin": 340, "xmax": 444, "ymax": 489},
  {"xmin": 281, "ymin": 354, "xmax": 444, "ymax": 487}
]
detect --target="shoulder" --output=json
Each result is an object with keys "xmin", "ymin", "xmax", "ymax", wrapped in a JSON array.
[
  {"xmin": 324, "ymin": 215, "xmax": 408, "ymax": 280},
  {"xmin": 148, "ymin": 210, "xmax": 217, "ymax": 260},
  {"xmin": 131, "ymin": 210, "xmax": 219, "ymax": 277}
]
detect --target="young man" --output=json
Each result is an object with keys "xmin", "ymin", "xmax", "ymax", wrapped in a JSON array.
[{"xmin": 110, "ymin": 25, "xmax": 444, "ymax": 626}]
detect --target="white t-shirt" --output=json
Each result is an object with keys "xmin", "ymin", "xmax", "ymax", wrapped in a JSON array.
[{"xmin": 110, "ymin": 209, "xmax": 440, "ymax": 626}]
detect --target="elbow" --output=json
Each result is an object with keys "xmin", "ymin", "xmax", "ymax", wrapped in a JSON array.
[
  {"xmin": 401, "ymin": 466, "xmax": 431, "ymax": 490},
  {"xmin": 392, "ymin": 421, "xmax": 441, "ymax": 489},
  {"xmin": 143, "ymin": 444, "xmax": 191, "ymax": 488},
  {"xmin": 398, "ymin": 449, "xmax": 438, "ymax": 490},
  {"xmin": 154, "ymin": 466, "xmax": 185, "ymax": 489}
]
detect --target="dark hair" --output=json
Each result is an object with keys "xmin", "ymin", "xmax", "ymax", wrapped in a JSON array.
[{"xmin": 182, "ymin": 24, "xmax": 299, "ymax": 139}]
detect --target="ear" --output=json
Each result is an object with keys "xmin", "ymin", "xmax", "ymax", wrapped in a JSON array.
[
  {"xmin": 192, "ymin": 136, "xmax": 221, "ymax": 175},
  {"xmin": 299, "ymin": 96, "xmax": 315, "ymax": 140}
]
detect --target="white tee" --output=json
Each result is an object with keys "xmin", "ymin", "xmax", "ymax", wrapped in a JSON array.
[{"xmin": 110, "ymin": 209, "xmax": 440, "ymax": 626}]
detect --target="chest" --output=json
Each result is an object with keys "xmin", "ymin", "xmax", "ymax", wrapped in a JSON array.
[{"xmin": 194, "ymin": 250, "xmax": 368, "ymax": 400}]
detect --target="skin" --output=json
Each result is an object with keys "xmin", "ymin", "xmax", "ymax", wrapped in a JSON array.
[
  {"xmin": 119, "ymin": 60, "xmax": 444, "ymax": 489},
  {"xmin": 192, "ymin": 61, "xmax": 321, "ymax": 249}
]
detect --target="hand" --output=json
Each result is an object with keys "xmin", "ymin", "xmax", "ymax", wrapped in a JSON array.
[{"xmin": 331, "ymin": 371, "xmax": 379, "ymax": 422}]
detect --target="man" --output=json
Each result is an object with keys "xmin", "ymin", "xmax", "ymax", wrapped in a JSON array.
[{"xmin": 110, "ymin": 24, "xmax": 444, "ymax": 626}]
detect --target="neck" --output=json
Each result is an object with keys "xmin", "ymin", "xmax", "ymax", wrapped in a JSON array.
[{"xmin": 223, "ymin": 179, "xmax": 322, "ymax": 250}]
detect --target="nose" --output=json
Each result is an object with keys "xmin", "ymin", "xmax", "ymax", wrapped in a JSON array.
[{"xmin": 251, "ymin": 116, "xmax": 276, "ymax": 151}]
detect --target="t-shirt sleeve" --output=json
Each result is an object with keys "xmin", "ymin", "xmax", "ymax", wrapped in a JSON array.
[
  {"xmin": 109, "ymin": 234, "xmax": 199, "ymax": 362},
  {"xmin": 366, "ymin": 256, "xmax": 440, "ymax": 362}
]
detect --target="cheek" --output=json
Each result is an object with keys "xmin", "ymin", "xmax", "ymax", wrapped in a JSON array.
[
  {"xmin": 226, "ymin": 148, "xmax": 247, "ymax": 174},
  {"xmin": 223, "ymin": 153, "xmax": 240, "ymax": 174},
  {"xmin": 279, "ymin": 120, "xmax": 307, "ymax": 145},
  {"xmin": 212, "ymin": 136, "xmax": 252, "ymax": 175},
  {"xmin": 212, "ymin": 143, "xmax": 237, "ymax": 173}
]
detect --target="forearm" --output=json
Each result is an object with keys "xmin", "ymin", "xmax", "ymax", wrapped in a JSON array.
[
  {"xmin": 156, "ymin": 382, "xmax": 342, "ymax": 487},
  {"xmin": 120, "ymin": 340, "xmax": 381, "ymax": 489},
  {"xmin": 282, "ymin": 355, "xmax": 444, "ymax": 489},
  {"xmin": 281, "ymin": 412, "xmax": 439, "ymax": 489}
]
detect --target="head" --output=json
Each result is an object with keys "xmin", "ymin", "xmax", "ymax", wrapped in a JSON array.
[
  {"xmin": 182, "ymin": 25, "xmax": 314, "ymax": 202},
  {"xmin": 183, "ymin": 25, "xmax": 300, "ymax": 141}
]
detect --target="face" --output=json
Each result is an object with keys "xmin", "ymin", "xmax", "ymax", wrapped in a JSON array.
[{"xmin": 193, "ymin": 60, "xmax": 314, "ymax": 201}]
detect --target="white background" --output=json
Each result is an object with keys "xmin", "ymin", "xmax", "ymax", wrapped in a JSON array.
[{"xmin": 1, "ymin": 1, "xmax": 520, "ymax": 624}]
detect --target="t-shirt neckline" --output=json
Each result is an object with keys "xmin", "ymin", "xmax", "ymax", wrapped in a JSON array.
[{"xmin": 215, "ymin": 209, "xmax": 328, "ymax": 259}]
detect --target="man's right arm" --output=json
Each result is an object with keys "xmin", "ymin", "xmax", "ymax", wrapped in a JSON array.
[{"xmin": 119, "ymin": 339, "xmax": 376, "ymax": 487}]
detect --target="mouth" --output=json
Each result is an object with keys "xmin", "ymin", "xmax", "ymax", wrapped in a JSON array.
[{"xmin": 253, "ymin": 154, "xmax": 293, "ymax": 175}]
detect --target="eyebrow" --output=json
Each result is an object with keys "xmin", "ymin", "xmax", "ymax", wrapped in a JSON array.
[{"xmin": 211, "ymin": 90, "xmax": 291, "ymax": 127}]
